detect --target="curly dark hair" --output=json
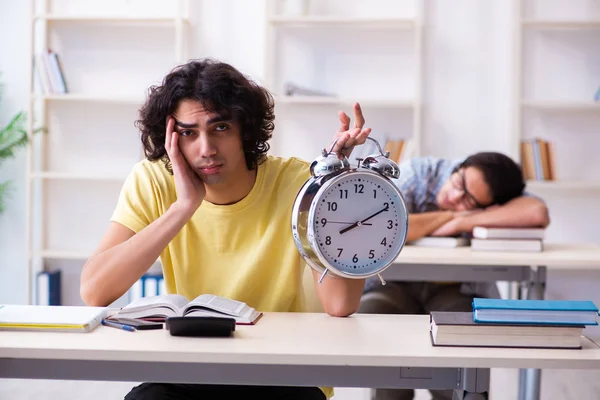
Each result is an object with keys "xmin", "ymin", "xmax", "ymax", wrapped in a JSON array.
[
  {"xmin": 135, "ymin": 58, "xmax": 275, "ymax": 172},
  {"xmin": 455, "ymin": 152, "xmax": 525, "ymax": 205}
]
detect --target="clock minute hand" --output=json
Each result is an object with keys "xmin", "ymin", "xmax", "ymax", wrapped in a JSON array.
[{"xmin": 339, "ymin": 205, "xmax": 389, "ymax": 235}]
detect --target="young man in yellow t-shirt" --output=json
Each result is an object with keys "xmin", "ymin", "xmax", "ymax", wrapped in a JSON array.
[{"xmin": 80, "ymin": 58, "xmax": 373, "ymax": 400}]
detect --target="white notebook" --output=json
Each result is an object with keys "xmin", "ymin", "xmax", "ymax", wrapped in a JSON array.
[{"xmin": 0, "ymin": 305, "xmax": 108, "ymax": 333}]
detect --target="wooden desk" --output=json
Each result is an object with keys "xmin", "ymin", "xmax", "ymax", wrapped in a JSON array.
[
  {"xmin": 1, "ymin": 313, "xmax": 600, "ymax": 400},
  {"xmin": 384, "ymin": 242, "xmax": 600, "ymax": 400}
]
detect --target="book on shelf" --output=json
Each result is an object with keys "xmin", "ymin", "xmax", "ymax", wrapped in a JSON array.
[
  {"xmin": 430, "ymin": 311, "xmax": 584, "ymax": 349},
  {"xmin": 36, "ymin": 48, "xmax": 68, "ymax": 95},
  {"xmin": 129, "ymin": 273, "xmax": 166, "ymax": 303},
  {"xmin": 382, "ymin": 137, "xmax": 415, "ymax": 164},
  {"xmin": 471, "ymin": 238, "xmax": 543, "ymax": 252},
  {"xmin": 0, "ymin": 304, "xmax": 107, "ymax": 333},
  {"xmin": 472, "ymin": 298, "xmax": 599, "ymax": 326},
  {"xmin": 520, "ymin": 138, "xmax": 556, "ymax": 181},
  {"xmin": 109, "ymin": 293, "xmax": 263, "ymax": 325},
  {"xmin": 408, "ymin": 236, "xmax": 470, "ymax": 248},
  {"xmin": 283, "ymin": 82, "xmax": 336, "ymax": 98},
  {"xmin": 36, "ymin": 269, "xmax": 61, "ymax": 306},
  {"xmin": 472, "ymin": 226, "xmax": 545, "ymax": 240}
]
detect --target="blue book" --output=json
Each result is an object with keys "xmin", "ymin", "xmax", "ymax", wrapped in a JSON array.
[
  {"xmin": 472, "ymin": 298, "xmax": 599, "ymax": 326},
  {"xmin": 36, "ymin": 270, "xmax": 61, "ymax": 306}
]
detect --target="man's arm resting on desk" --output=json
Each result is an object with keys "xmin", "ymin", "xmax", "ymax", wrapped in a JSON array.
[
  {"xmin": 432, "ymin": 196, "xmax": 550, "ymax": 236},
  {"xmin": 80, "ymin": 202, "xmax": 195, "ymax": 307},
  {"xmin": 312, "ymin": 270, "xmax": 365, "ymax": 317},
  {"xmin": 406, "ymin": 211, "xmax": 455, "ymax": 242}
]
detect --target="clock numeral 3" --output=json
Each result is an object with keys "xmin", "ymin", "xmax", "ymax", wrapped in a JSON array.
[{"xmin": 387, "ymin": 220, "xmax": 393, "ymax": 229}]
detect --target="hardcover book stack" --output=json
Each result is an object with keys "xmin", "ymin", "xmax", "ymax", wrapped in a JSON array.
[
  {"xmin": 430, "ymin": 298, "xmax": 599, "ymax": 349},
  {"xmin": 470, "ymin": 226, "xmax": 545, "ymax": 252}
]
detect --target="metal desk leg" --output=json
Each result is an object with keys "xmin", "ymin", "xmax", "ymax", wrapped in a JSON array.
[
  {"xmin": 518, "ymin": 266, "xmax": 547, "ymax": 400},
  {"xmin": 453, "ymin": 368, "xmax": 490, "ymax": 399}
]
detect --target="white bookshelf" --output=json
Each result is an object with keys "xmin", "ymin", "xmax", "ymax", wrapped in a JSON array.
[
  {"xmin": 526, "ymin": 180, "xmax": 600, "ymax": 191},
  {"xmin": 30, "ymin": 171, "xmax": 127, "ymax": 182},
  {"xmin": 267, "ymin": 16, "xmax": 416, "ymax": 29},
  {"xmin": 522, "ymin": 20, "xmax": 600, "ymax": 29},
  {"xmin": 35, "ymin": 14, "xmax": 190, "ymax": 23},
  {"xmin": 275, "ymin": 95, "xmax": 415, "ymax": 108},
  {"xmin": 521, "ymin": 101, "xmax": 600, "ymax": 112},
  {"xmin": 264, "ymin": 0, "xmax": 425, "ymax": 162},
  {"xmin": 37, "ymin": 93, "xmax": 145, "ymax": 104},
  {"xmin": 512, "ymin": 0, "xmax": 600, "ymax": 189},
  {"xmin": 25, "ymin": 0, "xmax": 190, "ymax": 305}
]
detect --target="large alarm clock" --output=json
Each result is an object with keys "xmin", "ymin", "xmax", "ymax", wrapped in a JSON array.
[{"xmin": 291, "ymin": 137, "xmax": 409, "ymax": 284}]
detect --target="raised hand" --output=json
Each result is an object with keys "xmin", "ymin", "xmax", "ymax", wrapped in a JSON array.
[
  {"xmin": 329, "ymin": 102, "xmax": 372, "ymax": 159},
  {"xmin": 165, "ymin": 116, "xmax": 206, "ymax": 212}
]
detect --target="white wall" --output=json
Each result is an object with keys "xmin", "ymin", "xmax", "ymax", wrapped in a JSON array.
[{"xmin": 0, "ymin": 0, "xmax": 32, "ymax": 304}]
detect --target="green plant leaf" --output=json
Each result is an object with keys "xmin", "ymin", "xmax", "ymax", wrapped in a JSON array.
[
  {"xmin": 0, "ymin": 180, "xmax": 10, "ymax": 214},
  {"xmin": 0, "ymin": 111, "xmax": 29, "ymax": 160}
]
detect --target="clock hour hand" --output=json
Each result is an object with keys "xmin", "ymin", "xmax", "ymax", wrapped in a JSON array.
[{"xmin": 339, "ymin": 205, "xmax": 389, "ymax": 235}]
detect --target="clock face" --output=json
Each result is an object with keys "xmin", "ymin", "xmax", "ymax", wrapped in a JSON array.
[{"xmin": 310, "ymin": 171, "xmax": 408, "ymax": 277}]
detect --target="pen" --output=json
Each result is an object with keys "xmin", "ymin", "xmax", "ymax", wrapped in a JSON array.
[{"xmin": 102, "ymin": 319, "xmax": 136, "ymax": 332}]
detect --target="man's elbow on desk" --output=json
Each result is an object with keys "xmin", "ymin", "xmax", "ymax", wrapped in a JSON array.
[
  {"xmin": 313, "ymin": 271, "xmax": 364, "ymax": 317},
  {"xmin": 80, "ymin": 280, "xmax": 118, "ymax": 307}
]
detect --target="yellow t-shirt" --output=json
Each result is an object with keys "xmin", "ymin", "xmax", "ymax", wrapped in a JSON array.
[{"xmin": 111, "ymin": 155, "xmax": 333, "ymax": 399}]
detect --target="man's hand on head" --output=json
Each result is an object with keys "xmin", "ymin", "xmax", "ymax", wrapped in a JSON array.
[
  {"xmin": 328, "ymin": 102, "xmax": 372, "ymax": 159},
  {"xmin": 165, "ymin": 116, "xmax": 206, "ymax": 213}
]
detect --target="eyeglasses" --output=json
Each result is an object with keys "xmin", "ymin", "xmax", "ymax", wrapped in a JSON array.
[{"xmin": 450, "ymin": 170, "xmax": 484, "ymax": 209}]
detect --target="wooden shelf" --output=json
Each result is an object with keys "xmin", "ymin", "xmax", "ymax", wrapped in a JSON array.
[
  {"xmin": 522, "ymin": 101, "xmax": 600, "ymax": 112},
  {"xmin": 526, "ymin": 180, "xmax": 600, "ymax": 190},
  {"xmin": 522, "ymin": 20, "xmax": 600, "ymax": 29},
  {"xmin": 35, "ymin": 14, "xmax": 189, "ymax": 24},
  {"xmin": 268, "ymin": 16, "xmax": 415, "ymax": 29},
  {"xmin": 37, "ymin": 250, "xmax": 90, "ymax": 260},
  {"xmin": 30, "ymin": 172, "xmax": 127, "ymax": 182},
  {"xmin": 275, "ymin": 96, "xmax": 415, "ymax": 108},
  {"xmin": 36, "ymin": 93, "xmax": 144, "ymax": 104}
]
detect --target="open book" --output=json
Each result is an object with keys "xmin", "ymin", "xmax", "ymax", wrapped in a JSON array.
[{"xmin": 109, "ymin": 294, "xmax": 262, "ymax": 325}]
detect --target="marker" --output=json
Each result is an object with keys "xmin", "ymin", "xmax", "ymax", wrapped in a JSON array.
[{"xmin": 102, "ymin": 319, "xmax": 136, "ymax": 332}]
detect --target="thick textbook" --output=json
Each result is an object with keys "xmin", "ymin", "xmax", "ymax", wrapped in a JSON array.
[
  {"xmin": 430, "ymin": 311, "xmax": 583, "ymax": 349},
  {"xmin": 472, "ymin": 226, "xmax": 545, "ymax": 240},
  {"xmin": 408, "ymin": 236, "xmax": 470, "ymax": 248},
  {"xmin": 0, "ymin": 304, "xmax": 107, "ymax": 332},
  {"xmin": 472, "ymin": 298, "xmax": 599, "ymax": 326},
  {"xmin": 109, "ymin": 293, "xmax": 262, "ymax": 325}
]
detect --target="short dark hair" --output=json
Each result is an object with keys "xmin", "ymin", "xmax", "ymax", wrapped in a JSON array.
[
  {"xmin": 135, "ymin": 58, "xmax": 275, "ymax": 172},
  {"xmin": 456, "ymin": 152, "xmax": 525, "ymax": 205}
]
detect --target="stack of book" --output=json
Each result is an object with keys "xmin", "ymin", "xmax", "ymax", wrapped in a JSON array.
[
  {"xmin": 430, "ymin": 298, "xmax": 599, "ymax": 349},
  {"xmin": 470, "ymin": 226, "xmax": 545, "ymax": 252}
]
